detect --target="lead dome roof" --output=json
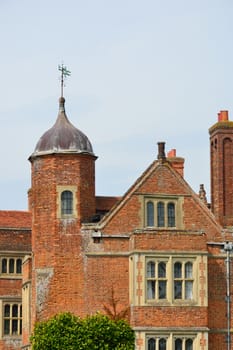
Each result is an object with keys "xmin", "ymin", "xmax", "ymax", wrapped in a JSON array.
[{"xmin": 31, "ymin": 97, "xmax": 94, "ymax": 158}]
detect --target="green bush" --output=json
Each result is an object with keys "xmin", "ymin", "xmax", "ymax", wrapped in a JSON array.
[{"xmin": 30, "ymin": 312, "xmax": 135, "ymax": 350}]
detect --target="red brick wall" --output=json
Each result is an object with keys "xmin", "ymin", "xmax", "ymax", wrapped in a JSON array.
[{"xmin": 30, "ymin": 152, "xmax": 96, "ymax": 326}]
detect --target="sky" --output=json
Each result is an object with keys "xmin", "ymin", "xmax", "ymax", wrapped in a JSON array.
[{"xmin": 0, "ymin": 0, "xmax": 233, "ymax": 210}]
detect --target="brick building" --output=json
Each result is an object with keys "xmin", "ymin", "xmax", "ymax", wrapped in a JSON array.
[{"xmin": 0, "ymin": 94, "xmax": 233, "ymax": 350}]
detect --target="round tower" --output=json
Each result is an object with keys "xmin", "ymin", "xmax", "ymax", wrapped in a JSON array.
[{"xmin": 29, "ymin": 96, "xmax": 97, "ymax": 325}]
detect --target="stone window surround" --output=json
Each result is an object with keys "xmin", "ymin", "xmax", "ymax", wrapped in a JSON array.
[
  {"xmin": 57, "ymin": 185, "xmax": 78, "ymax": 219},
  {"xmin": 144, "ymin": 195, "xmax": 184, "ymax": 229},
  {"xmin": 130, "ymin": 253, "xmax": 207, "ymax": 308},
  {"xmin": 0, "ymin": 298, "xmax": 22, "ymax": 339},
  {"xmin": 0, "ymin": 256, "xmax": 23, "ymax": 279},
  {"xmin": 145, "ymin": 256, "xmax": 196, "ymax": 304}
]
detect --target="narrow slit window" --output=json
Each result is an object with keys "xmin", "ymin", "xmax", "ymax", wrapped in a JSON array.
[
  {"xmin": 147, "ymin": 201, "xmax": 154, "ymax": 226},
  {"xmin": 157, "ymin": 202, "xmax": 165, "ymax": 227},
  {"xmin": 9, "ymin": 259, "xmax": 15, "ymax": 273},
  {"xmin": 167, "ymin": 202, "xmax": 175, "ymax": 227},
  {"xmin": 16, "ymin": 259, "xmax": 22, "ymax": 274},
  {"xmin": 2, "ymin": 258, "xmax": 7, "ymax": 273},
  {"xmin": 61, "ymin": 190, "xmax": 73, "ymax": 215}
]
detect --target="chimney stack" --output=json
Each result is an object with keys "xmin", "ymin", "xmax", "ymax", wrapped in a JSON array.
[
  {"xmin": 157, "ymin": 142, "xmax": 166, "ymax": 162},
  {"xmin": 218, "ymin": 110, "xmax": 228, "ymax": 122},
  {"xmin": 167, "ymin": 148, "xmax": 184, "ymax": 177}
]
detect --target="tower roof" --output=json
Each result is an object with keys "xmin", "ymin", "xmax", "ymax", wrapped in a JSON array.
[{"xmin": 30, "ymin": 97, "xmax": 94, "ymax": 158}]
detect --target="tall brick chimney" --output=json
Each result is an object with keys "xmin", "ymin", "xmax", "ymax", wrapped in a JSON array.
[
  {"xmin": 157, "ymin": 142, "xmax": 166, "ymax": 162},
  {"xmin": 209, "ymin": 110, "xmax": 233, "ymax": 227}
]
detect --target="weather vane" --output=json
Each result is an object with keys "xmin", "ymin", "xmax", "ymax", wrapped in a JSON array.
[{"xmin": 58, "ymin": 64, "xmax": 71, "ymax": 97}]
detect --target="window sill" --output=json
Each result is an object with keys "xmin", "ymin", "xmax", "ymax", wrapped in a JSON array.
[
  {"xmin": 0, "ymin": 275, "xmax": 22, "ymax": 279},
  {"xmin": 145, "ymin": 300, "xmax": 197, "ymax": 307}
]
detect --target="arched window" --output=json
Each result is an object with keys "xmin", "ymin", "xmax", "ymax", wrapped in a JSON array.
[
  {"xmin": 148, "ymin": 338, "xmax": 155, "ymax": 350},
  {"xmin": 186, "ymin": 339, "xmax": 193, "ymax": 350},
  {"xmin": 61, "ymin": 190, "xmax": 73, "ymax": 215},
  {"xmin": 9, "ymin": 259, "xmax": 14, "ymax": 273},
  {"xmin": 2, "ymin": 258, "xmax": 7, "ymax": 273},
  {"xmin": 167, "ymin": 202, "xmax": 175, "ymax": 227},
  {"xmin": 147, "ymin": 201, "xmax": 154, "ymax": 226},
  {"xmin": 175, "ymin": 338, "xmax": 182, "ymax": 350},
  {"xmin": 157, "ymin": 202, "xmax": 165, "ymax": 227},
  {"xmin": 159, "ymin": 338, "xmax": 167, "ymax": 350},
  {"xmin": 16, "ymin": 259, "xmax": 22, "ymax": 274}
]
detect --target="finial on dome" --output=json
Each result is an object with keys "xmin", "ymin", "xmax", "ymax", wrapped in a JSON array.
[
  {"xmin": 59, "ymin": 96, "xmax": 65, "ymax": 112},
  {"xmin": 58, "ymin": 63, "xmax": 71, "ymax": 97}
]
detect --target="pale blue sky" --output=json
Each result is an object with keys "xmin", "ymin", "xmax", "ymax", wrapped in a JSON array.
[{"xmin": 0, "ymin": 0, "xmax": 233, "ymax": 209}]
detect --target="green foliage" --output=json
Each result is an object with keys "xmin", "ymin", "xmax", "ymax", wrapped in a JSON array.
[{"xmin": 30, "ymin": 312, "xmax": 135, "ymax": 350}]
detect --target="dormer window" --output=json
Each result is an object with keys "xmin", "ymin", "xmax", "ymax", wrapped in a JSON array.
[{"xmin": 61, "ymin": 190, "xmax": 73, "ymax": 215}]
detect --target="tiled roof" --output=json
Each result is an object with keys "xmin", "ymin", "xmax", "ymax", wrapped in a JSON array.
[
  {"xmin": 0, "ymin": 210, "xmax": 31, "ymax": 229},
  {"xmin": 96, "ymin": 196, "xmax": 121, "ymax": 212}
]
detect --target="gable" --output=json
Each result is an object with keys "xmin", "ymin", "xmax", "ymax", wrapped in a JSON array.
[{"xmin": 95, "ymin": 159, "xmax": 221, "ymax": 241}]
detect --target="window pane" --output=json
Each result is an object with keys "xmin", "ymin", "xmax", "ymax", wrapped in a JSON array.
[
  {"xmin": 185, "ymin": 281, "xmax": 193, "ymax": 300},
  {"xmin": 158, "ymin": 262, "xmax": 166, "ymax": 277},
  {"xmin": 2, "ymin": 258, "xmax": 7, "ymax": 273},
  {"xmin": 147, "ymin": 280, "xmax": 155, "ymax": 299},
  {"xmin": 61, "ymin": 190, "xmax": 73, "ymax": 215},
  {"xmin": 186, "ymin": 339, "xmax": 193, "ymax": 350},
  {"xmin": 174, "ymin": 262, "xmax": 182, "ymax": 278},
  {"xmin": 159, "ymin": 338, "xmax": 167, "ymax": 350},
  {"xmin": 148, "ymin": 338, "xmax": 155, "ymax": 350},
  {"xmin": 175, "ymin": 339, "xmax": 182, "ymax": 350},
  {"xmin": 174, "ymin": 281, "xmax": 182, "ymax": 299},
  {"xmin": 4, "ymin": 320, "xmax": 10, "ymax": 335},
  {"xmin": 167, "ymin": 202, "xmax": 175, "ymax": 227},
  {"xmin": 157, "ymin": 202, "xmax": 165, "ymax": 227},
  {"xmin": 16, "ymin": 259, "xmax": 22, "ymax": 274},
  {"xmin": 147, "ymin": 262, "xmax": 155, "ymax": 278},
  {"xmin": 12, "ymin": 304, "xmax": 18, "ymax": 317},
  {"xmin": 4, "ymin": 304, "xmax": 10, "ymax": 317},
  {"xmin": 12, "ymin": 320, "xmax": 18, "ymax": 334},
  {"xmin": 9, "ymin": 259, "xmax": 14, "ymax": 273},
  {"xmin": 147, "ymin": 202, "xmax": 154, "ymax": 226},
  {"xmin": 185, "ymin": 262, "xmax": 193, "ymax": 278},
  {"xmin": 159, "ymin": 281, "xmax": 167, "ymax": 299}
]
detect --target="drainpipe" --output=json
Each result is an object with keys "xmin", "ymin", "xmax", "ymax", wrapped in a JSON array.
[{"xmin": 224, "ymin": 242, "xmax": 233, "ymax": 350}]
